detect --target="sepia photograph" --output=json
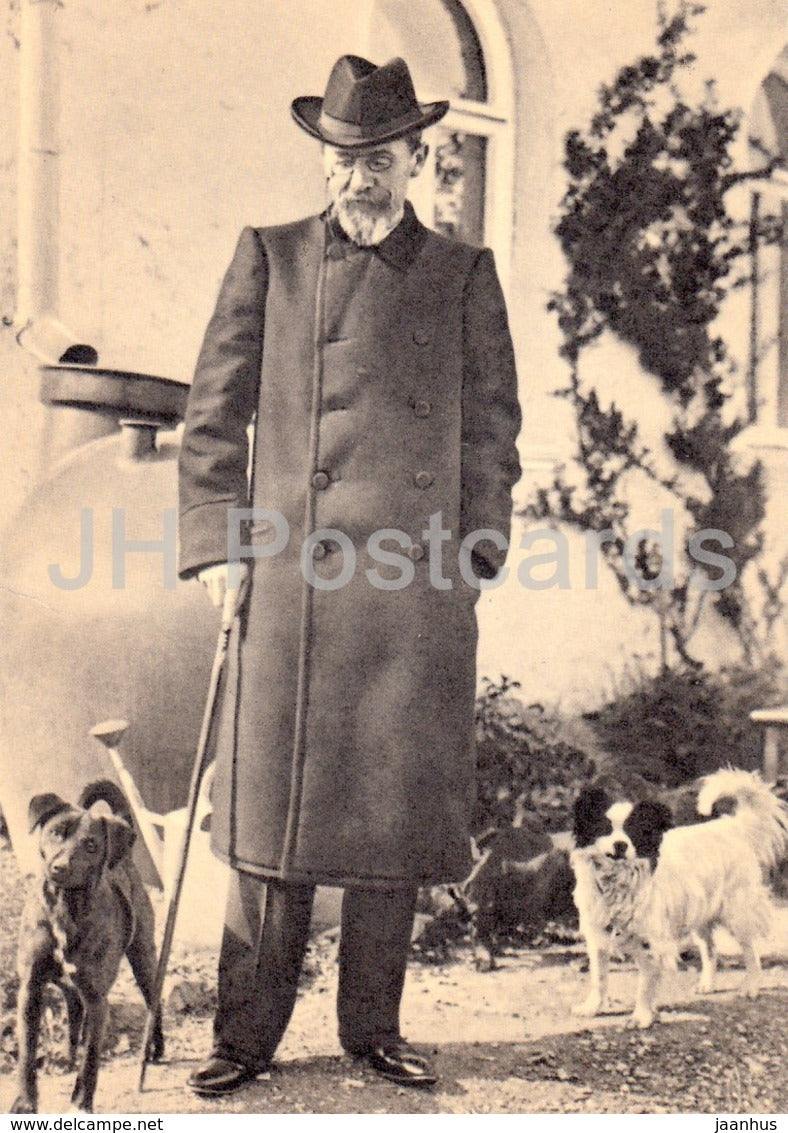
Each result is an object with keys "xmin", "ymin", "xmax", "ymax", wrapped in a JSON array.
[{"xmin": 0, "ymin": 0, "xmax": 786, "ymax": 1120}]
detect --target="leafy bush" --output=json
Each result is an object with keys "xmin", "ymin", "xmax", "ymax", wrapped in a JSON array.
[
  {"xmin": 474, "ymin": 676, "xmax": 596, "ymax": 832},
  {"xmin": 584, "ymin": 656, "xmax": 786, "ymax": 787},
  {"xmin": 525, "ymin": 1, "xmax": 785, "ymax": 669}
]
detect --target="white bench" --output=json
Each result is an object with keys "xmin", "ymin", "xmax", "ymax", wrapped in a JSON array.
[{"xmin": 749, "ymin": 706, "xmax": 788, "ymax": 782}]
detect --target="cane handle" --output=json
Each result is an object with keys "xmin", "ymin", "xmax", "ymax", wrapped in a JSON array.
[{"xmin": 221, "ymin": 582, "xmax": 237, "ymax": 633}]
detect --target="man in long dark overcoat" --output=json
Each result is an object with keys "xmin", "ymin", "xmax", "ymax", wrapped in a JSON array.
[{"xmin": 178, "ymin": 54, "xmax": 522, "ymax": 1096}]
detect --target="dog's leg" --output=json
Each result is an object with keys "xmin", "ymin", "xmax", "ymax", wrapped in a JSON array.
[
  {"xmin": 693, "ymin": 928, "xmax": 717, "ymax": 995},
  {"xmin": 472, "ymin": 915, "xmax": 499, "ymax": 972},
  {"xmin": 125, "ymin": 929, "xmax": 164, "ymax": 1062},
  {"xmin": 58, "ymin": 983, "xmax": 85, "ymax": 1067},
  {"xmin": 474, "ymin": 940, "xmax": 497, "ymax": 971},
  {"xmin": 10, "ymin": 965, "xmax": 46, "ymax": 1114},
  {"xmin": 726, "ymin": 896, "xmax": 767, "ymax": 1000},
  {"xmin": 573, "ymin": 935, "xmax": 610, "ymax": 1016},
  {"xmin": 737, "ymin": 939, "xmax": 762, "ymax": 999},
  {"xmin": 70, "ymin": 997, "xmax": 106, "ymax": 1113},
  {"xmin": 628, "ymin": 946, "xmax": 659, "ymax": 1029}
]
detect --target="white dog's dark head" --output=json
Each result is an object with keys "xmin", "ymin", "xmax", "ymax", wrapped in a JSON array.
[{"xmin": 573, "ymin": 787, "xmax": 674, "ymax": 864}]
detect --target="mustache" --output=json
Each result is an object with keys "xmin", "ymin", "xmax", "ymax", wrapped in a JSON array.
[{"xmin": 339, "ymin": 188, "xmax": 392, "ymax": 211}]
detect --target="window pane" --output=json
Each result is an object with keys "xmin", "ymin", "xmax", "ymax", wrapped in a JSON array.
[
  {"xmin": 433, "ymin": 128, "xmax": 486, "ymax": 246},
  {"xmin": 369, "ymin": 0, "xmax": 487, "ymax": 102},
  {"xmin": 750, "ymin": 46, "xmax": 788, "ymax": 426}
]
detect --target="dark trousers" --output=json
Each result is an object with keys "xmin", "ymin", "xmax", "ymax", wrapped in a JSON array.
[{"xmin": 212, "ymin": 871, "xmax": 418, "ymax": 1068}]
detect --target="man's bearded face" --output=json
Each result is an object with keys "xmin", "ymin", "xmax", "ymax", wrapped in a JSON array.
[{"xmin": 322, "ymin": 138, "xmax": 425, "ymax": 246}]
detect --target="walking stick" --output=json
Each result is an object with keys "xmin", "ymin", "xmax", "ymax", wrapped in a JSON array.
[{"xmin": 138, "ymin": 585, "xmax": 237, "ymax": 1091}]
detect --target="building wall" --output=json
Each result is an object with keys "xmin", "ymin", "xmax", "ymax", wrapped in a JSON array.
[
  {"xmin": 0, "ymin": 5, "xmax": 43, "ymax": 516},
  {"xmin": 4, "ymin": 0, "xmax": 786, "ymax": 710}
]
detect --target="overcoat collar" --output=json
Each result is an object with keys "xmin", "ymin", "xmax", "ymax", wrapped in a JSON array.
[{"xmin": 323, "ymin": 200, "xmax": 427, "ymax": 271}]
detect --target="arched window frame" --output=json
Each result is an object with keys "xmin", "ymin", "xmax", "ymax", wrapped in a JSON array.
[{"xmin": 406, "ymin": 0, "xmax": 515, "ymax": 291}]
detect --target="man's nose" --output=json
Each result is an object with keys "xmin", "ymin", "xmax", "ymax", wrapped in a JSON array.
[{"xmin": 348, "ymin": 162, "xmax": 374, "ymax": 191}]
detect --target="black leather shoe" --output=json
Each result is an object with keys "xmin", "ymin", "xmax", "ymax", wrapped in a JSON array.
[
  {"xmin": 358, "ymin": 1040, "xmax": 437, "ymax": 1087},
  {"xmin": 188, "ymin": 1055, "xmax": 266, "ymax": 1097}
]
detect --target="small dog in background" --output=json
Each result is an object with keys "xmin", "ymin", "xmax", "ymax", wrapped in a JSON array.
[
  {"xmin": 12, "ymin": 780, "xmax": 164, "ymax": 1114},
  {"xmin": 450, "ymin": 800, "xmax": 576, "ymax": 969},
  {"xmin": 570, "ymin": 768, "xmax": 788, "ymax": 1028}
]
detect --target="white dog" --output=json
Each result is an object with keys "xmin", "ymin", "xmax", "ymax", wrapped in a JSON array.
[{"xmin": 570, "ymin": 769, "xmax": 788, "ymax": 1028}]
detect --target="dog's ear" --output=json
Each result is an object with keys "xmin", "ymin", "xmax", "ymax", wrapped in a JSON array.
[
  {"xmin": 28, "ymin": 793, "xmax": 71, "ymax": 833},
  {"xmin": 624, "ymin": 800, "xmax": 674, "ymax": 861},
  {"xmin": 572, "ymin": 786, "xmax": 612, "ymax": 847},
  {"xmin": 101, "ymin": 815, "xmax": 135, "ymax": 868}
]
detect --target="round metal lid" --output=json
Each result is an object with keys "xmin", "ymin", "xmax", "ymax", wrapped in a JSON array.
[{"xmin": 40, "ymin": 364, "xmax": 189, "ymax": 427}]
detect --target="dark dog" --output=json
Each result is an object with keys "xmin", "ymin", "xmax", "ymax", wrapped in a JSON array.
[
  {"xmin": 12, "ymin": 780, "xmax": 164, "ymax": 1114},
  {"xmin": 450, "ymin": 811, "xmax": 577, "ymax": 970}
]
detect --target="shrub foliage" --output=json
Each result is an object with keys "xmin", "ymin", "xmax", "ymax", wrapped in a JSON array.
[
  {"xmin": 474, "ymin": 676, "xmax": 595, "ymax": 832},
  {"xmin": 584, "ymin": 655, "xmax": 787, "ymax": 787}
]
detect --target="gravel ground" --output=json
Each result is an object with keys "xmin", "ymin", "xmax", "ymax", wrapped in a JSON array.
[{"xmin": 2, "ymin": 837, "xmax": 787, "ymax": 1115}]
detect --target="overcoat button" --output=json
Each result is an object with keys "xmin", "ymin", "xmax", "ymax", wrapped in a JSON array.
[
  {"xmin": 414, "ymin": 471, "xmax": 434, "ymax": 490},
  {"xmin": 312, "ymin": 541, "xmax": 328, "ymax": 561},
  {"xmin": 408, "ymin": 543, "xmax": 425, "ymax": 561},
  {"xmin": 311, "ymin": 471, "xmax": 330, "ymax": 490},
  {"xmin": 414, "ymin": 400, "xmax": 431, "ymax": 417},
  {"xmin": 413, "ymin": 329, "xmax": 431, "ymax": 345}
]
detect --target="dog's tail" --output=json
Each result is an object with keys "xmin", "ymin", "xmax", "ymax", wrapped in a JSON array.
[
  {"xmin": 78, "ymin": 779, "xmax": 136, "ymax": 830},
  {"xmin": 696, "ymin": 767, "xmax": 788, "ymax": 872}
]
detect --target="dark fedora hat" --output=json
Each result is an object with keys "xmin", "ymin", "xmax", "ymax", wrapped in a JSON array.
[{"xmin": 291, "ymin": 55, "xmax": 449, "ymax": 149}]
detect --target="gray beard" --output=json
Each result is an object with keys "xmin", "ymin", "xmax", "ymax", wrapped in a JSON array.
[{"xmin": 333, "ymin": 200, "xmax": 403, "ymax": 247}]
